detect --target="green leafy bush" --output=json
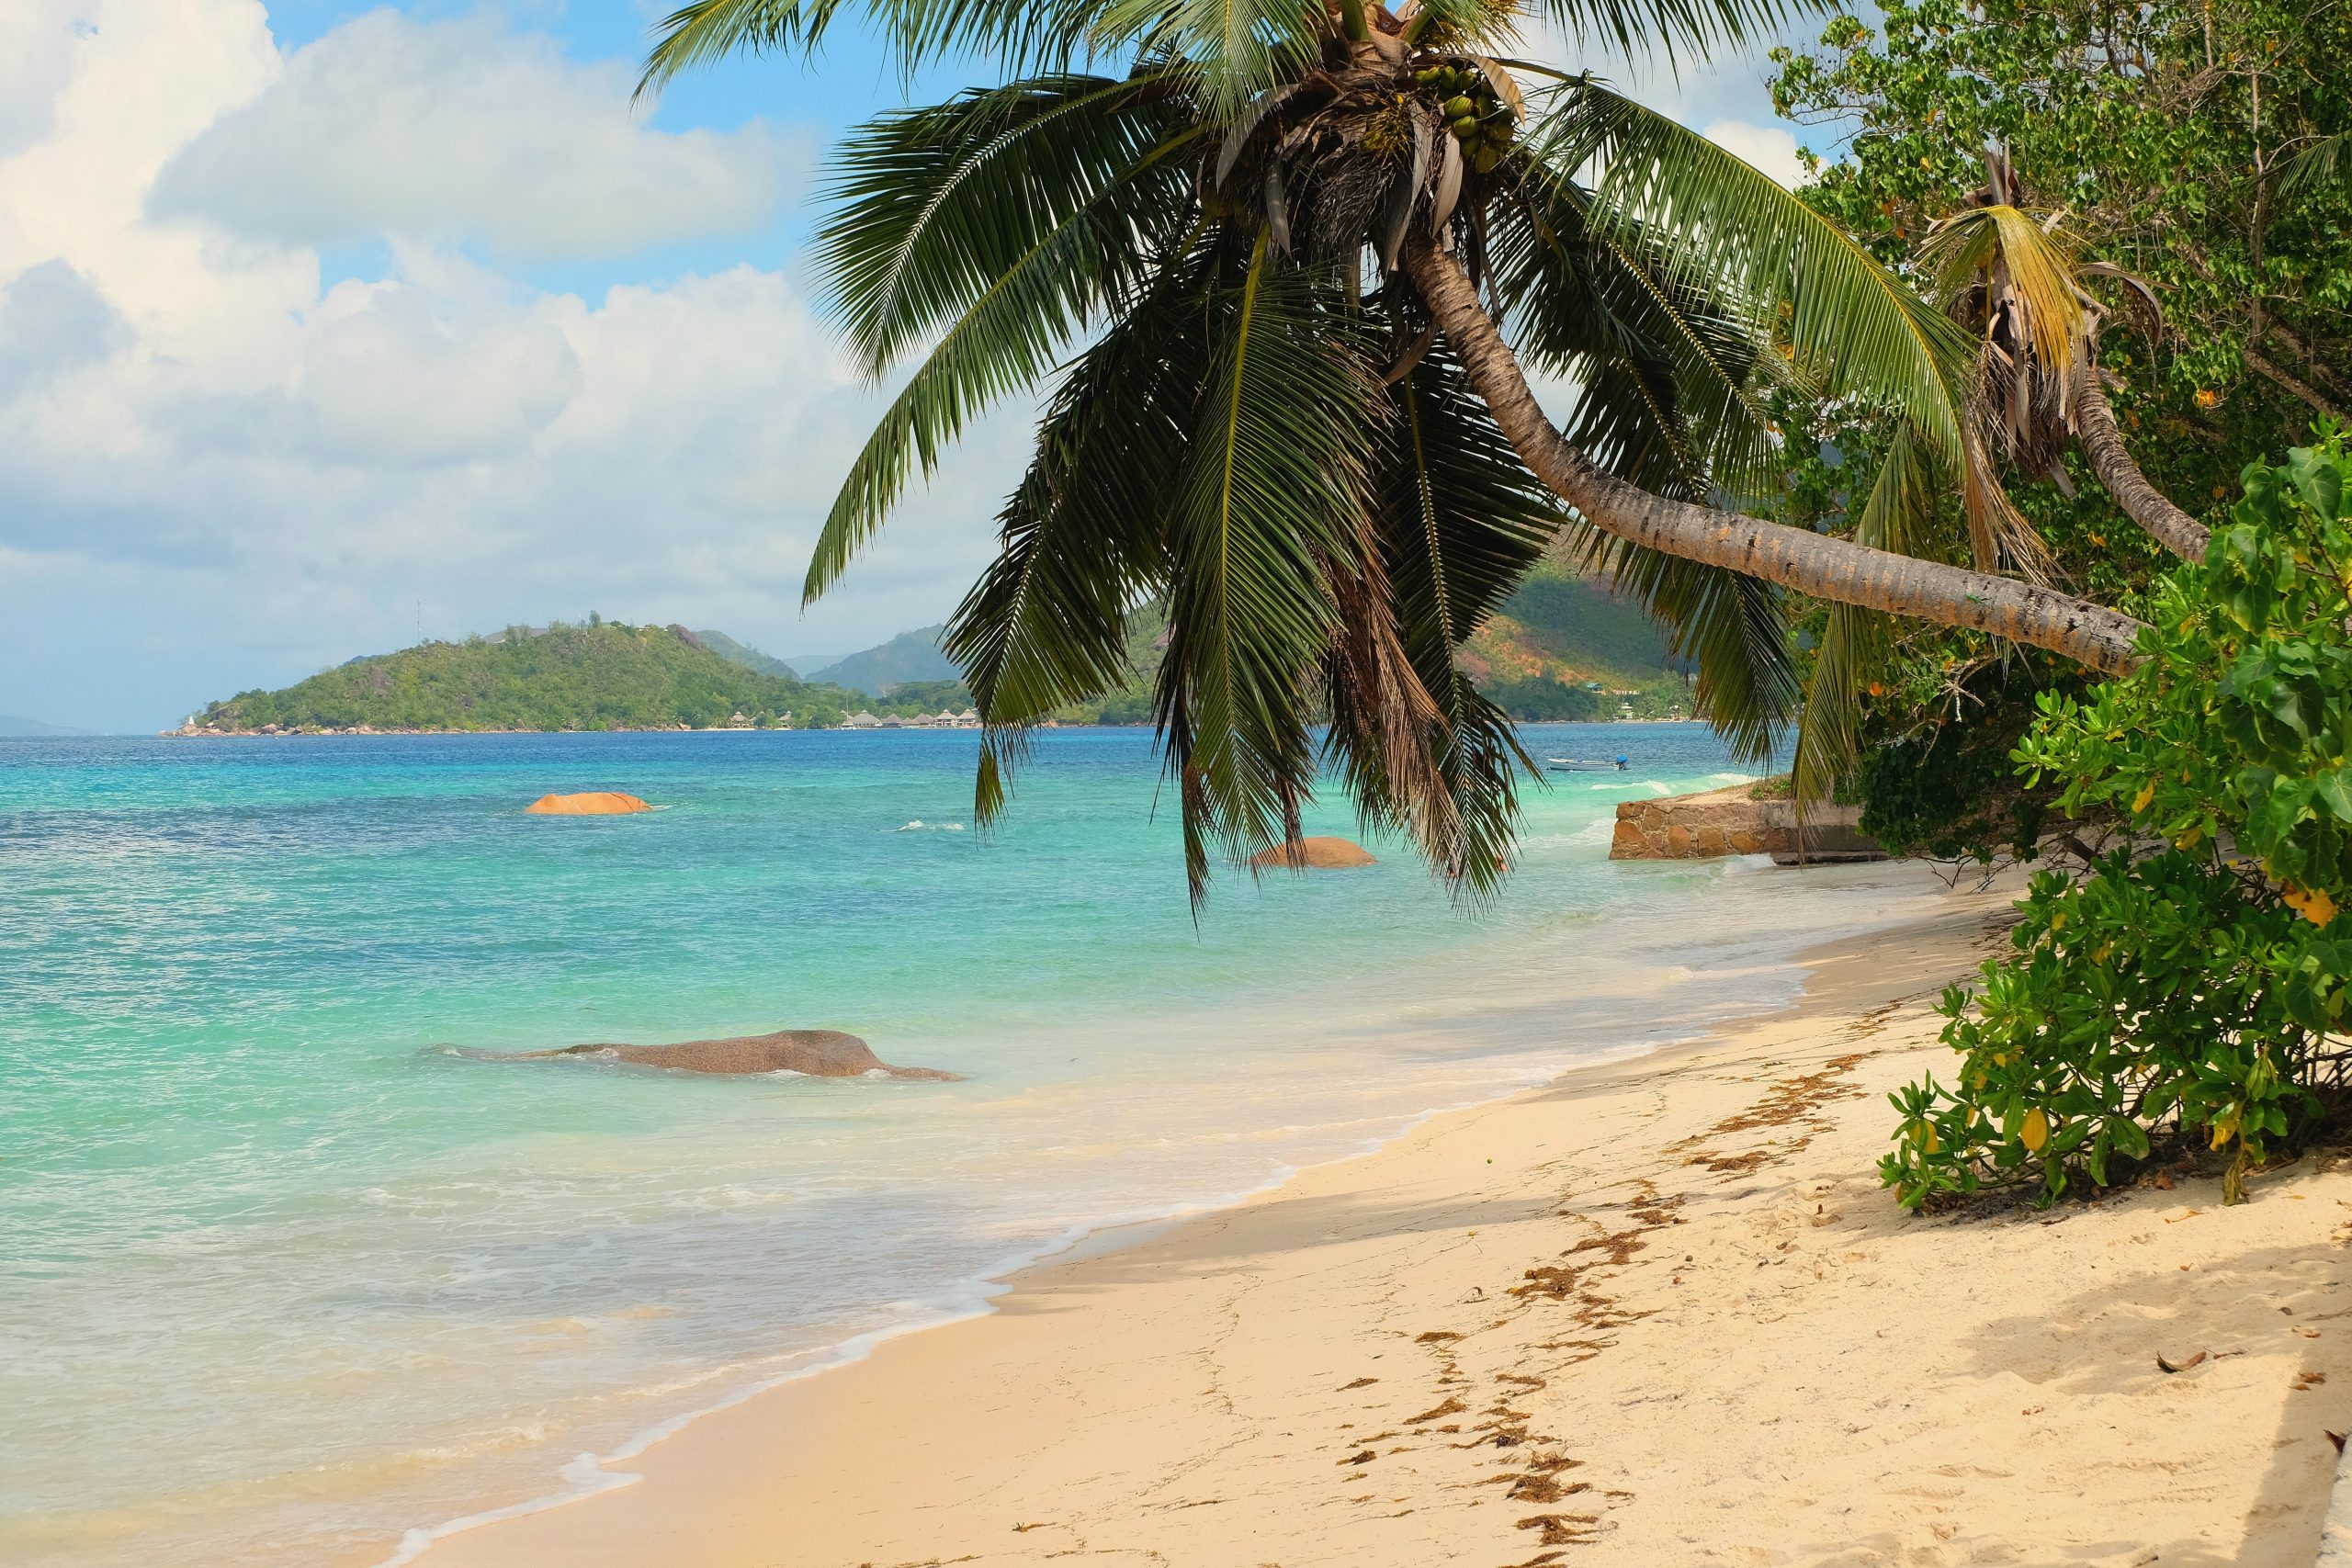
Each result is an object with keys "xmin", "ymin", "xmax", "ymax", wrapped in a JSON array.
[
  {"xmin": 1854, "ymin": 660, "xmax": 2064, "ymax": 866},
  {"xmin": 1884, "ymin": 434, "xmax": 2352, "ymax": 1208}
]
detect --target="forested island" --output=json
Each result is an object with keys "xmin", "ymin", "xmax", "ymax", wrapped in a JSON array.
[{"xmin": 175, "ymin": 622, "xmax": 956, "ymax": 734}]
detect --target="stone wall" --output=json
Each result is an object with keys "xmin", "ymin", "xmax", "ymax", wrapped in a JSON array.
[{"xmin": 1608, "ymin": 781, "xmax": 1885, "ymax": 864}]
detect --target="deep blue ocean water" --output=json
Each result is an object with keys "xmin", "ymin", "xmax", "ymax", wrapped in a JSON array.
[{"xmin": 0, "ymin": 726, "xmax": 1940, "ymax": 1566}]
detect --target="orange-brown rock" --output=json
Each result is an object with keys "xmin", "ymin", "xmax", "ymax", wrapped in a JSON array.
[
  {"xmin": 1608, "ymin": 781, "xmax": 1884, "ymax": 864},
  {"xmin": 457, "ymin": 1028, "xmax": 958, "ymax": 1079},
  {"xmin": 526, "ymin": 791, "xmax": 652, "ymax": 816},
  {"xmin": 1248, "ymin": 836, "xmax": 1378, "ymax": 870}
]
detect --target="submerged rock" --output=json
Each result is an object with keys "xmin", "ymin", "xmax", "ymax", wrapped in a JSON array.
[
  {"xmin": 457, "ymin": 1029, "xmax": 958, "ymax": 1080},
  {"xmin": 526, "ymin": 792, "xmax": 652, "ymax": 815},
  {"xmin": 1248, "ymin": 835, "xmax": 1378, "ymax": 870}
]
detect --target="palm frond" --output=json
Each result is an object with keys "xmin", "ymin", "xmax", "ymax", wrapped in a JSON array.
[
  {"xmin": 1157, "ymin": 237, "xmax": 1379, "ymax": 904},
  {"xmin": 1340, "ymin": 344, "xmax": 1553, "ymax": 898},
  {"xmin": 1095, "ymin": 0, "xmax": 1317, "ymax": 118},
  {"xmin": 943, "ymin": 243, "xmax": 1215, "ymax": 823},
  {"xmin": 1528, "ymin": 0, "xmax": 1827, "ymax": 79},
  {"xmin": 638, "ymin": 0, "xmax": 850, "ymax": 98},
  {"xmin": 638, "ymin": 0, "xmax": 1111, "ymax": 97},
  {"xmin": 1918, "ymin": 205, "xmax": 2083, "ymax": 375},
  {"xmin": 820, "ymin": 73, "xmax": 1196, "ymax": 372},
  {"xmin": 1546, "ymin": 83, "xmax": 1975, "ymax": 475},
  {"xmin": 1584, "ymin": 539, "xmax": 1797, "ymax": 764},
  {"xmin": 1487, "ymin": 149, "xmax": 1787, "ymax": 505},
  {"xmin": 2279, "ymin": 132, "xmax": 2351, "ymax": 198},
  {"xmin": 1791, "ymin": 424, "xmax": 1933, "ymax": 814},
  {"xmin": 806, "ymin": 83, "xmax": 1202, "ymax": 602},
  {"xmin": 1478, "ymin": 144, "xmax": 1798, "ymax": 761}
]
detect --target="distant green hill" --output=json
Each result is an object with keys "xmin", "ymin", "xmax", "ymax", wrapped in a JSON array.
[
  {"xmin": 693, "ymin": 629, "xmax": 799, "ymax": 681},
  {"xmin": 805, "ymin": 626, "xmax": 960, "ymax": 694},
  {"xmin": 1464, "ymin": 562, "xmax": 1690, "ymax": 721},
  {"xmin": 186, "ymin": 621, "xmax": 961, "ymax": 733},
  {"xmin": 0, "ymin": 714, "xmax": 88, "ymax": 737}
]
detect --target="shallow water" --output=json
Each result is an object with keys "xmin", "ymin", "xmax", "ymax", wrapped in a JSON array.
[{"xmin": 0, "ymin": 726, "xmax": 1943, "ymax": 1566}]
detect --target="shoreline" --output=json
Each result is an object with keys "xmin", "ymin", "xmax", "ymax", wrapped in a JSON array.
[
  {"xmin": 144, "ymin": 717, "xmax": 1709, "ymax": 739},
  {"xmin": 395, "ymin": 887, "xmax": 2352, "ymax": 1567},
  {"xmin": 338, "ymin": 863, "xmax": 1927, "ymax": 1568},
  {"xmin": 362, "ymin": 1024, "xmax": 1694, "ymax": 1568}
]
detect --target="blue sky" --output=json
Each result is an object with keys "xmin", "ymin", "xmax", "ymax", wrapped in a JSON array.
[{"xmin": 0, "ymin": 1, "xmax": 1826, "ymax": 732}]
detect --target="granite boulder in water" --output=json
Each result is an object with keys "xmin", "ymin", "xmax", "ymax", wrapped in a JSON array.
[
  {"xmin": 526, "ymin": 792, "xmax": 652, "ymax": 815},
  {"xmin": 459, "ymin": 1029, "xmax": 956, "ymax": 1079},
  {"xmin": 1247, "ymin": 835, "xmax": 1377, "ymax": 870}
]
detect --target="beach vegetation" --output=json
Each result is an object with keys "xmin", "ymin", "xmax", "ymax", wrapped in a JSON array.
[
  {"xmin": 1774, "ymin": 0, "xmax": 2352, "ymax": 837},
  {"xmin": 1884, "ymin": 435, "xmax": 2352, "ymax": 1208}
]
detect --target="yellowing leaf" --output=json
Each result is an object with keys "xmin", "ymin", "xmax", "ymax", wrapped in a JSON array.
[
  {"xmin": 2209, "ymin": 1109, "xmax": 2242, "ymax": 1150},
  {"xmin": 2132, "ymin": 780, "xmax": 2156, "ymax": 813},
  {"xmin": 2021, "ymin": 1109, "xmax": 2050, "ymax": 1153},
  {"xmin": 2284, "ymin": 885, "xmax": 2339, "ymax": 926}
]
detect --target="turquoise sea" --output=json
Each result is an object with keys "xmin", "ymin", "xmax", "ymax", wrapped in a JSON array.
[{"xmin": 0, "ymin": 726, "xmax": 1942, "ymax": 1567}]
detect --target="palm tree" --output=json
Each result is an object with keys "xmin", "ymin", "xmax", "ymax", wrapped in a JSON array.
[
  {"xmin": 1920, "ymin": 148, "xmax": 2208, "ymax": 561},
  {"xmin": 640, "ymin": 0, "xmax": 2164, "ymax": 898}
]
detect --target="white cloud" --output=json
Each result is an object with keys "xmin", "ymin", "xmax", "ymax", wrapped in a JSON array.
[
  {"xmin": 0, "ymin": 2, "xmax": 89, "ymax": 160},
  {"xmin": 148, "ymin": 9, "xmax": 800, "ymax": 260},
  {"xmin": 0, "ymin": 258, "xmax": 128, "ymax": 403},
  {"xmin": 1701, "ymin": 119, "xmax": 1807, "ymax": 189},
  {"xmin": 0, "ymin": 0, "xmax": 1018, "ymax": 733}
]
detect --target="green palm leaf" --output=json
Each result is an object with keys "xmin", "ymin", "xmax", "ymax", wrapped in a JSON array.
[
  {"xmin": 943, "ymin": 243, "xmax": 1216, "ymax": 823},
  {"xmin": 820, "ymin": 73, "xmax": 1194, "ymax": 371},
  {"xmin": 807, "ymin": 77, "xmax": 1201, "ymax": 602},
  {"xmin": 1488, "ymin": 147, "xmax": 1786, "ymax": 505},
  {"xmin": 1095, "ymin": 0, "xmax": 1317, "ymax": 118},
  {"xmin": 1157, "ymin": 236, "xmax": 1379, "ymax": 903},
  {"xmin": 1478, "ymin": 143, "xmax": 1800, "ymax": 763},
  {"xmin": 1338, "ymin": 344, "xmax": 1552, "ymax": 898},
  {"xmin": 638, "ymin": 0, "xmax": 1109, "ymax": 97},
  {"xmin": 1790, "ymin": 425, "xmax": 1934, "ymax": 813},
  {"xmin": 1546, "ymin": 82, "xmax": 1976, "ymax": 476}
]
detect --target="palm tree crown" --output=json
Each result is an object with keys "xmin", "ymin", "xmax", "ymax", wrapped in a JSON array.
[{"xmin": 643, "ymin": 0, "xmax": 2165, "ymax": 902}]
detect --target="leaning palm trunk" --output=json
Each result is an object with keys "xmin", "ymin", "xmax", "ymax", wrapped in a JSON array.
[
  {"xmin": 2069, "ymin": 365, "xmax": 2211, "ymax": 559},
  {"xmin": 1404, "ymin": 238, "xmax": 2148, "ymax": 675}
]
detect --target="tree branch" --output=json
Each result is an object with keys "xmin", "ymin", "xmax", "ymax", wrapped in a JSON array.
[{"xmin": 2245, "ymin": 344, "xmax": 2348, "ymax": 423}]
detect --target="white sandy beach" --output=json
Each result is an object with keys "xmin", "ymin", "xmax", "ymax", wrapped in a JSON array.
[{"xmin": 401, "ymin": 894, "xmax": 2352, "ymax": 1567}]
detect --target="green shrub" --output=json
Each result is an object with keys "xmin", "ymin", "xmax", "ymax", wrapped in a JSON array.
[
  {"xmin": 1855, "ymin": 660, "xmax": 2074, "ymax": 866},
  {"xmin": 1884, "ymin": 433, "xmax": 2352, "ymax": 1209}
]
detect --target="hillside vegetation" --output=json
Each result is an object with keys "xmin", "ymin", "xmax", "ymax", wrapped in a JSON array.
[
  {"xmin": 692, "ymin": 628, "xmax": 799, "ymax": 681},
  {"xmin": 191, "ymin": 622, "xmax": 947, "ymax": 733},
  {"xmin": 1036, "ymin": 572, "xmax": 1684, "ymax": 726},
  {"xmin": 1462, "ymin": 562, "xmax": 1690, "ymax": 720},
  {"xmin": 802, "ymin": 626, "xmax": 960, "ymax": 694}
]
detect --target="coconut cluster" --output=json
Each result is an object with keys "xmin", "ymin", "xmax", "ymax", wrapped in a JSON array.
[{"xmin": 1413, "ymin": 62, "xmax": 1513, "ymax": 172}]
